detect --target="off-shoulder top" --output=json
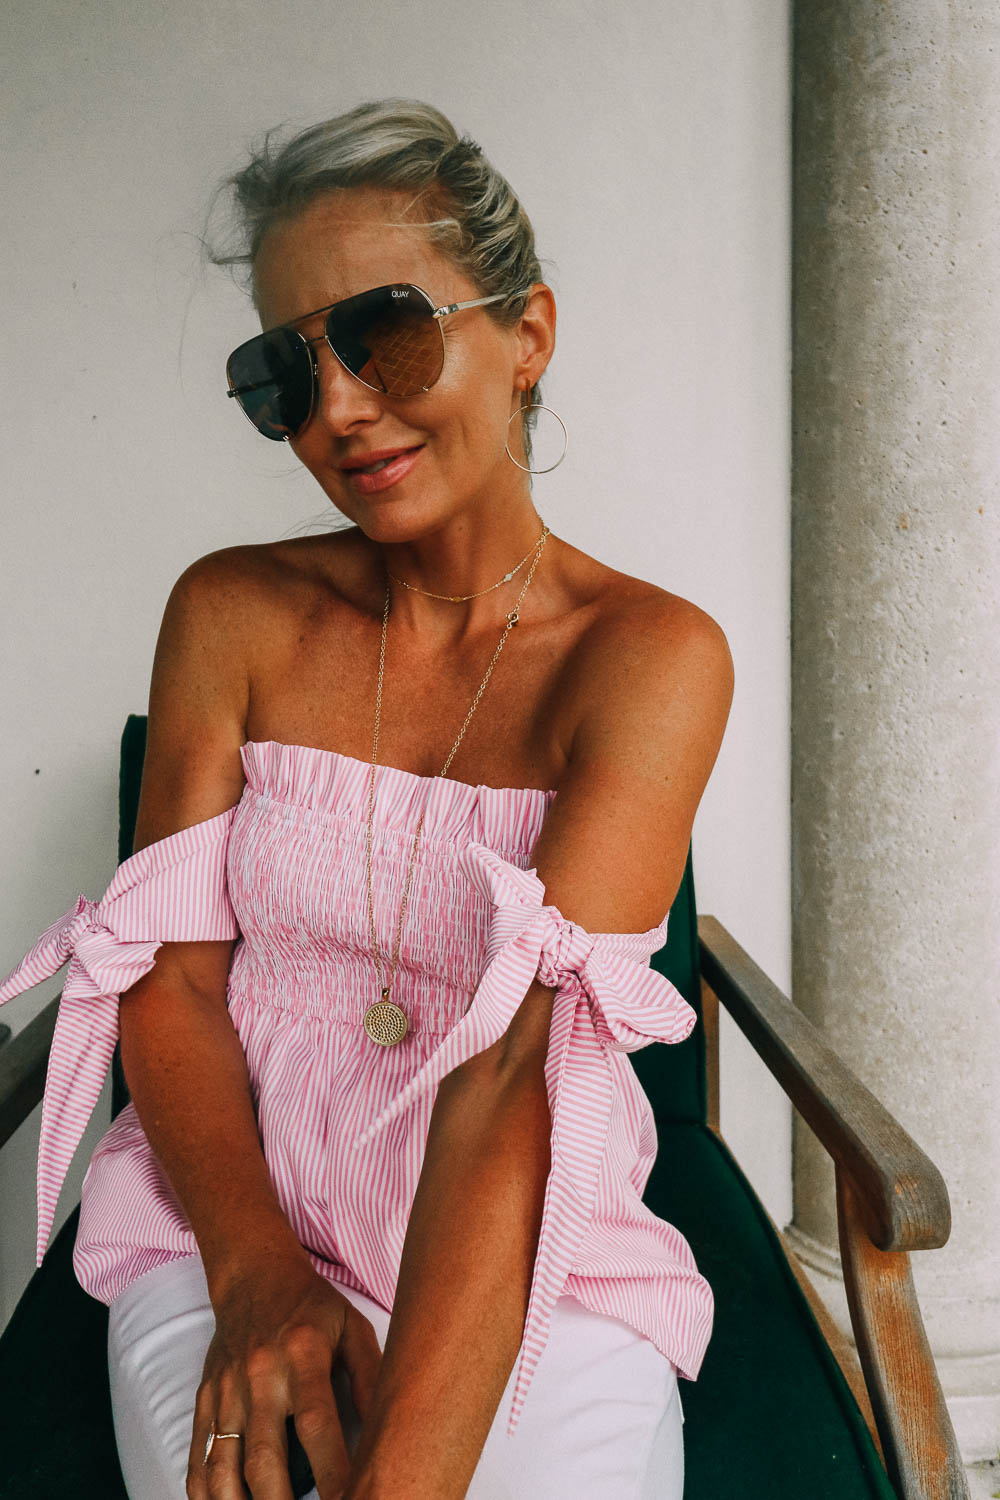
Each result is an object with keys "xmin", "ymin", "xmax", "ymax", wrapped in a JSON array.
[{"xmin": 0, "ymin": 740, "xmax": 714, "ymax": 1436}]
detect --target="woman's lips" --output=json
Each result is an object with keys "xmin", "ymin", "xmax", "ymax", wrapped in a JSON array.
[{"xmin": 345, "ymin": 446, "xmax": 424, "ymax": 495}]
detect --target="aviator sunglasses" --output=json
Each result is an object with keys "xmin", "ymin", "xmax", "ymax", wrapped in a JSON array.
[{"xmin": 226, "ymin": 281, "xmax": 530, "ymax": 441}]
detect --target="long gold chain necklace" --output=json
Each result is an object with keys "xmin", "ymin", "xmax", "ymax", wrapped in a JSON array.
[{"xmin": 362, "ymin": 520, "xmax": 550, "ymax": 1046}]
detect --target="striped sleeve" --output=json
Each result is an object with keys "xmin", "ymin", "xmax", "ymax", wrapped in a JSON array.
[
  {"xmin": 350, "ymin": 840, "xmax": 697, "ymax": 1437},
  {"xmin": 0, "ymin": 806, "xmax": 239, "ymax": 1266}
]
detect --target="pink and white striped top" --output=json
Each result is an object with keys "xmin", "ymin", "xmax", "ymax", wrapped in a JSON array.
[{"xmin": 0, "ymin": 739, "xmax": 714, "ymax": 1436}]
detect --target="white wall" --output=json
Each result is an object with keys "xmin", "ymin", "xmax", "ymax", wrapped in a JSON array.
[{"xmin": 0, "ymin": 0, "xmax": 791, "ymax": 1324}]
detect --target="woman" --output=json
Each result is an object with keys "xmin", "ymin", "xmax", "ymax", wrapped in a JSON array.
[{"xmin": 1, "ymin": 99, "xmax": 733, "ymax": 1498}]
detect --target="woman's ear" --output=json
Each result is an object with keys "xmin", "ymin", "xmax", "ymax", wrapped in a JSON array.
[{"xmin": 512, "ymin": 283, "xmax": 556, "ymax": 393}]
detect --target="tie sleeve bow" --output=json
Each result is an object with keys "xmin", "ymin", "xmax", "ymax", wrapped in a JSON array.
[{"xmin": 0, "ymin": 806, "xmax": 239, "ymax": 1266}]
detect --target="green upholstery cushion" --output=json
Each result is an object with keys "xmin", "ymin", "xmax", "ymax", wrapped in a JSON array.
[
  {"xmin": 118, "ymin": 713, "xmax": 147, "ymax": 867},
  {"xmin": 648, "ymin": 1122, "xmax": 896, "ymax": 1498},
  {"xmin": 635, "ymin": 840, "xmax": 707, "ymax": 1125},
  {"xmin": 0, "ymin": 1206, "xmax": 127, "ymax": 1498}
]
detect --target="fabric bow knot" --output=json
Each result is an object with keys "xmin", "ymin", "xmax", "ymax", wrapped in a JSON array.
[
  {"xmin": 0, "ymin": 893, "xmax": 164, "ymax": 1265},
  {"xmin": 53, "ymin": 895, "xmax": 162, "ymax": 1000},
  {"xmin": 0, "ymin": 805, "xmax": 239, "ymax": 1267},
  {"xmin": 534, "ymin": 905, "xmax": 596, "ymax": 991}
]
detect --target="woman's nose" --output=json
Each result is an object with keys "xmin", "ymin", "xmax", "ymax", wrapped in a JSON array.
[{"xmin": 308, "ymin": 338, "xmax": 384, "ymax": 433}]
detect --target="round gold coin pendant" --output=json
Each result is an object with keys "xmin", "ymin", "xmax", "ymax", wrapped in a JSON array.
[{"xmin": 363, "ymin": 997, "xmax": 408, "ymax": 1046}]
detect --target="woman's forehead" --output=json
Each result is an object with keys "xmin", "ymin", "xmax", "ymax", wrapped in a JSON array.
[{"xmin": 252, "ymin": 187, "xmax": 468, "ymax": 327}]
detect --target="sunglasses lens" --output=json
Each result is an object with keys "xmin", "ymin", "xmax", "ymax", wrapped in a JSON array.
[
  {"xmin": 227, "ymin": 329, "xmax": 313, "ymax": 440},
  {"xmin": 327, "ymin": 286, "xmax": 443, "ymax": 397}
]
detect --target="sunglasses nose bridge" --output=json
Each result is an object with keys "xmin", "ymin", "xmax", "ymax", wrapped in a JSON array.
[{"xmin": 307, "ymin": 333, "xmax": 386, "ymax": 427}]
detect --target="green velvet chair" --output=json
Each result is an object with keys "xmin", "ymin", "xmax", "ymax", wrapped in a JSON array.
[{"xmin": 0, "ymin": 715, "xmax": 969, "ymax": 1498}]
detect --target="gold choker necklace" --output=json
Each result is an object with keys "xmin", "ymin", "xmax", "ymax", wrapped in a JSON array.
[{"xmin": 386, "ymin": 521, "xmax": 549, "ymax": 602}]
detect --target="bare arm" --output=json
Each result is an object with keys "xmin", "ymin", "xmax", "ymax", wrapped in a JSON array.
[
  {"xmin": 119, "ymin": 551, "xmax": 382, "ymax": 1500},
  {"xmin": 344, "ymin": 595, "xmax": 736, "ymax": 1497},
  {"xmin": 119, "ymin": 946, "xmax": 314, "ymax": 1294},
  {"xmin": 120, "ymin": 549, "xmax": 306, "ymax": 1294},
  {"xmin": 342, "ymin": 991, "xmax": 553, "ymax": 1498}
]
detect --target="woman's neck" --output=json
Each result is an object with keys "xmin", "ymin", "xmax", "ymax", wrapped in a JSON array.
[{"xmin": 371, "ymin": 508, "xmax": 550, "ymax": 646}]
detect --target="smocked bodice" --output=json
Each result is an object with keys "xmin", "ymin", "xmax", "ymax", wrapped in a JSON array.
[{"xmin": 227, "ymin": 740, "xmax": 556, "ymax": 1032}]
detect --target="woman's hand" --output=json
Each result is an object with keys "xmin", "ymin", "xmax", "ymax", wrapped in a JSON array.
[{"xmin": 186, "ymin": 1252, "xmax": 383, "ymax": 1500}]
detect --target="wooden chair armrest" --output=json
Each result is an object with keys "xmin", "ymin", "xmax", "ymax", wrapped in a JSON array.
[
  {"xmin": 698, "ymin": 915, "xmax": 970, "ymax": 1499},
  {"xmin": 697, "ymin": 914, "xmax": 949, "ymax": 1253},
  {"xmin": 0, "ymin": 993, "xmax": 59, "ymax": 1150},
  {"xmin": 836, "ymin": 1167, "xmax": 971, "ymax": 1500}
]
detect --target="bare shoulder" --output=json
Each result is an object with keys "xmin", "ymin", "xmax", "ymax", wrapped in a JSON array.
[
  {"xmin": 596, "ymin": 575, "xmax": 732, "ymax": 672},
  {"xmin": 162, "ymin": 532, "xmax": 336, "ymax": 624},
  {"xmin": 525, "ymin": 559, "xmax": 734, "ymax": 929},
  {"xmin": 556, "ymin": 552, "xmax": 735, "ymax": 754},
  {"xmin": 572, "ymin": 573, "xmax": 734, "ymax": 820},
  {"xmin": 148, "ymin": 544, "xmax": 272, "ymax": 728},
  {"xmin": 135, "ymin": 535, "xmax": 348, "ymax": 848},
  {"xmin": 158, "ymin": 528, "xmax": 364, "ymax": 662}
]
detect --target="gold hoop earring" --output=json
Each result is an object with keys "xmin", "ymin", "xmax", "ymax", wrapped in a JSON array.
[{"xmin": 505, "ymin": 403, "xmax": 568, "ymax": 474}]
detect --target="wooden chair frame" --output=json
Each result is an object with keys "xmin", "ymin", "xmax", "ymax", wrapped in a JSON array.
[
  {"xmin": 0, "ymin": 916, "xmax": 970, "ymax": 1499},
  {"xmin": 697, "ymin": 917, "xmax": 969, "ymax": 1500}
]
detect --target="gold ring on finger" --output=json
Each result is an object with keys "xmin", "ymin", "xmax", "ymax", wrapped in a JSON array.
[{"xmin": 203, "ymin": 1420, "xmax": 243, "ymax": 1464}]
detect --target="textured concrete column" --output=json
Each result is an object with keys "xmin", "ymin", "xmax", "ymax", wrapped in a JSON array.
[{"xmin": 790, "ymin": 1, "xmax": 1000, "ymax": 1464}]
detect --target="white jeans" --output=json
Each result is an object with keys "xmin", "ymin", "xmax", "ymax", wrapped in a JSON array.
[{"xmin": 108, "ymin": 1254, "xmax": 685, "ymax": 1499}]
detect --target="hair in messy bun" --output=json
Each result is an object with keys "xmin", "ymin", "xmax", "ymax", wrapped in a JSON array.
[{"xmin": 205, "ymin": 99, "xmax": 547, "ymax": 456}]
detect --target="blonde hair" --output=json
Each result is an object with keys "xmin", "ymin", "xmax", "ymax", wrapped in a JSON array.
[{"xmin": 205, "ymin": 98, "xmax": 548, "ymax": 461}]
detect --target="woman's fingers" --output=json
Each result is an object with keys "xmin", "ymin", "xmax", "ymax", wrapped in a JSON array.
[
  {"xmin": 283, "ymin": 1326, "xmax": 351, "ymax": 1500},
  {"xmin": 285, "ymin": 1414, "xmax": 318, "ymax": 1497},
  {"xmin": 203, "ymin": 1431, "xmax": 251, "ymax": 1499},
  {"xmin": 336, "ymin": 1305, "xmax": 384, "ymax": 1424},
  {"xmin": 186, "ymin": 1379, "xmax": 249, "ymax": 1499},
  {"xmin": 287, "ymin": 1380, "xmax": 350, "ymax": 1499},
  {"xmin": 184, "ymin": 1271, "xmax": 381, "ymax": 1499},
  {"xmin": 241, "ymin": 1415, "xmax": 295, "ymax": 1499},
  {"xmin": 242, "ymin": 1344, "xmax": 297, "ymax": 1500}
]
